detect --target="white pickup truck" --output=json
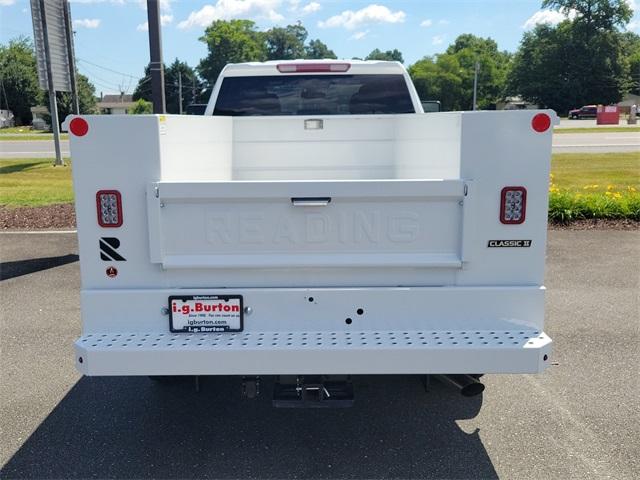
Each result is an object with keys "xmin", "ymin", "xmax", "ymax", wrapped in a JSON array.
[{"xmin": 66, "ymin": 60, "xmax": 555, "ymax": 406}]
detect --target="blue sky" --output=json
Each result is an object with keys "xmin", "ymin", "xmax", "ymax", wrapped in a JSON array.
[{"xmin": 1, "ymin": 0, "xmax": 639, "ymax": 95}]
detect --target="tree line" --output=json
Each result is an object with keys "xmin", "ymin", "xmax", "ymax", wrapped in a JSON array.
[{"xmin": 1, "ymin": 0, "xmax": 638, "ymax": 125}]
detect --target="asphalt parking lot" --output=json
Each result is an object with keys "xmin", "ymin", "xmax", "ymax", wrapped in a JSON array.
[{"xmin": 0, "ymin": 230, "xmax": 638, "ymax": 479}]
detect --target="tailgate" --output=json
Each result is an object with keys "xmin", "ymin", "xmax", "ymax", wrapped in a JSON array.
[{"xmin": 147, "ymin": 180, "xmax": 469, "ymax": 270}]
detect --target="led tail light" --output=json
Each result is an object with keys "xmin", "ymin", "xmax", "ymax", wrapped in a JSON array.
[
  {"xmin": 96, "ymin": 190, "xmax": 122, "ymax": 227},
  {"xmin": 277, "ymin": 63, "xmax": 351, "ymax": 73},
  {"xmin": 500, "ymin": 187, "xmax": 527, "ymax": 224}
]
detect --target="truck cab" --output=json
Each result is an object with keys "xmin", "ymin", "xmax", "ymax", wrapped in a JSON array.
[{"xmin": 205, "ymin": 60, "xmax": 424, "ymax": 117}]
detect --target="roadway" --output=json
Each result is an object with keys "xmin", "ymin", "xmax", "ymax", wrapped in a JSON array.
[
  {"xmin": 1, "ymin": 131, "xmax": 639, "ymax": 158},
  {"xmin": 0, "ymin": 230, "xmax": 638, "ymax": 479},
  {"xmin": 0, "ymin": 139, "xmax": 70, "ymax": 159},
  {"xmin": 552, "ymin": 131, "xmax": 640, "ymax": 153}
]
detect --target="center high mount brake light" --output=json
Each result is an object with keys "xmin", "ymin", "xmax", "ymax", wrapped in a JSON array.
[{"xmin": 277, "ymin": 63, "xmax": 351, "ymax": 73}]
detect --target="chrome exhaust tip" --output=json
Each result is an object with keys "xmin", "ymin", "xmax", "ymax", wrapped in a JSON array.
[{"xmin": 435, "ymin": 374, "xmax": 485, "ymax": 397}]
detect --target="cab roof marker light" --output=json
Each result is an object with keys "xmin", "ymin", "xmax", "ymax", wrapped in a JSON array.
[
  {"xmin": 500, "ymin": 187, "xmax": 527, "ymax": 224},
  {"xmin": 277, "ymin": 63, "xmax": 351, "ymax": 73},
  {"xmin": 96, "ymin": 190, "xmax": 123, "ymax": 227}
]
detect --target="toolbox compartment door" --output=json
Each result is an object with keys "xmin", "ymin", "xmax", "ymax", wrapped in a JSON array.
[{"xmin": 147, "ymin": 180, "xmax": 468, "ymax": 270}]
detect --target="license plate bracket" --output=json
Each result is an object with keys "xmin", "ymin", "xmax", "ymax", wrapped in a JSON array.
[{"xmin": 169, "ymin": 295, "xmax": 243, "ymax": 333}]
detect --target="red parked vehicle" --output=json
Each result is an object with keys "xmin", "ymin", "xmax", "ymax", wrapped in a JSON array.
[{"xmin": 568, "ymin": 105, "xmax": 597, "ymax": 119}]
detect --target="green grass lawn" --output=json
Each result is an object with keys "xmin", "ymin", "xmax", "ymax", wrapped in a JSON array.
[
  {"xmin": 554, "ymin": 126, "xmax": 640, "ymax": 134},
  {"xmin": 0, "ymin": 153, "xmax": 638, "ymax": 209},
  {"xmin": 0, "ymin": 134, "xmax": 69, "ymax": 141},
  {"xmin": 0, "ymin": 126, "xmax": 69, "ymax": 140},
  {"xmin": 0, "ymin": 126, "xmax": 40, "ymax": 134},
  {"xmin": 0, "ymin": 158, "xmax": 73, "ymax": 207},
  {"xmin": 551, "ymin": 152, "xmax": 639, "ymax": 192}
]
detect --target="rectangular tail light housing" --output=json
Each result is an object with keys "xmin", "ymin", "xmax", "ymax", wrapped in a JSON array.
[
  {"xmin": 96, "ymin": 190, "xmax": 123, "ymax": 227},
  {"xmin": 500, "ymin": 187, "xmax": 527, "ymax": 224}
]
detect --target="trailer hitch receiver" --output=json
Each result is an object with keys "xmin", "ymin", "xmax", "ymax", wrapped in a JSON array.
[{"xmin": 273, "ymin": 375, "xmax": 354, "ymax": 408}]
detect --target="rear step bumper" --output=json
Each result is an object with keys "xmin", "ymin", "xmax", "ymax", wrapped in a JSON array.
[{"xmin": 75, "ymin": 330, "xmax": 552, "ymax": 376}]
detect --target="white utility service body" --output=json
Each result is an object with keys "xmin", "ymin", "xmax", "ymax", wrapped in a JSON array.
[{"xmin": 67, "ymin": 60, "xmax": 555, "ymax": 381}]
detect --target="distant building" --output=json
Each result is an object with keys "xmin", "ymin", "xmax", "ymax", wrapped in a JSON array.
[
  {"xmin": 97, "ymin": 93, "xmax": 136, "ymax": 114},
  {"xmin": 496, "ymin": 96, "xmax": 539, "ymax": 111},
  {"xmin": 617, "ymin": 93, "xmax": 640, "ymax": 115},
  {"xmin": 30, "ymin": 105, "xmax": 49, "ymax": 130},
  {"xmin": 0, "ymin": 109, "xmax": 15, "ymax": 128}
]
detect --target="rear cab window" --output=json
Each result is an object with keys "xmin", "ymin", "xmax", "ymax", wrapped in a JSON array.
[{"xmin": 213, "ymin": 74, "xmax": 415, "ymax": 116}]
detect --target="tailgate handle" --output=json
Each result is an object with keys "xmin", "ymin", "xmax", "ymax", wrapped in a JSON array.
[{"xmin": 291, "ymin": 197, "xmax": 332, "ymax": 207}]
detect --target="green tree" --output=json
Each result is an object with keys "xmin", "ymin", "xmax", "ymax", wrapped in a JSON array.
[
  {"xmin": 409, "ymin": 54, "xmax": 466, "ymax": 111},
  {"xmin": 265, "ymin": 23, "xmax": 307, "ymax": 60},
  {"xmin": 130, "ymin": 98, "xmax": 152, "ymax": 114},
  {"xmin": 445, "ymin": 34, "xmax": 512, "ymax": 109},
  {"xmin": 508, "ymin": 1, "xmax": 635, "ymax": 113},
  {"xmin": 408, "ymin": 34, "xmax": 511, "ymax": 110},
  {"xmin": 304, "ymin": 39, "xmax": 337, "ymax": 59},
  {"xmin": 365, "ymin": 48, "xmax": 404, "ymax": 63},
  {"xmin": 621, "ymin": 31, "xmax": 640, "ymax": 95},
  {"xmin": 0, "ymin": 37, "xmax": 41, "ymax": 125},
  {"xmin": 509, "ymin": 23, "xmax": 632, "ymax": 112},
  {"xmin": 43, "ymin": 73, "xmax": 97, "ymax": 127},
  {"xmin": 542, "ymin": 0, "xmax": 632, "ymax": 32},
  {"xmin": 55, "ymin": 73, "xmax": 97, "ymax": 119},
  {"xmin": 197, "ymin": 20, "xmax": 267, "ymax": 88},
  {"xmin": 133, "ymin": 59, "xmax": 203, "ymax": 113}
]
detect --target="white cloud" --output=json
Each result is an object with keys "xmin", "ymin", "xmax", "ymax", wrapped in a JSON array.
[
  {"xmin": 522, "ymin": 9, "xmax": 577, "ymax": 29},
  {"xmin": 178, "ymin": 0, "xmax": 284, "ymax": 29},
  {"xmin": 318, "ymin": 4, "xmax": 405, "ymax": 30},
  {"xmin": 350, "ymin": 30, "xmax": 369, "ymax": 40},
  {"xmin": 438, "ymin": 19, "xmax": 449, "ymax": 25},
  {"xmin": 420, "ymin": 19, "xmax": 432, "ymax": 28},
  {"xmin": 0, "ymin": 0, "xmax": 16, "ymax": 7},
  {"xmin": 137, "ymin": 14, "xmax": 173, "ymax": 31},
  {"xmin": 625, "ymin": 0, "xmax": 639, "ymax": 30},
  {"xmin": 301, "ymin": 1, "xmax": 320, "ymax": 15},
  {"xmin": 432, "ymin": 35, "xmax": 444, "ymax": 46},
  {"xmin": 73, "ymin": 18, "xmax": 101, "ymax": 28}
]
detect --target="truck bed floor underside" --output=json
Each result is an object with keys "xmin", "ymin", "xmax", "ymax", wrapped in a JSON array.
[{"xmin": 75, "ymin": 330, "xmax": 552, "ymax": 376}]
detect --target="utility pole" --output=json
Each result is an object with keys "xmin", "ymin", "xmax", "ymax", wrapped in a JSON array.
[
  {"xmin": 472, "ymin": 61, "xmax": 480, "ymax": 111},
  {"xmin": 39, "ymin": 0, "xmax": 63, "ymax": 166},
  {"xmin": 178, "ymin": 71, "xmax": 183, "ymax": 114},
  {"xmin": 146, "ymin": 0, "xmax": 165, "ymax": 113},
  {"xmin": 62, "ymin": 0, "xmax": 79, "ymax": 114},
  {"xmin": 192, "ymin": 75, "xmax": 196, "ymax": 104}
]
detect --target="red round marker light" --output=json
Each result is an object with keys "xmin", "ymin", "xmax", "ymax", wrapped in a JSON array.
[
  {"xmin": 69, "ymin": 117, "xmax": 89, "ymax": 136},
  {"xmin": 531, "ymin": 113, "xmax": 551, "ymax": 133}
]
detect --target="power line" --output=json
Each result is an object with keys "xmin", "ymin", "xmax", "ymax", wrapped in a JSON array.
[
  {"xmin": 76, "ymin": 57, "xmax": 142, "ymax": 79},
  {"xmin": 77, "ymin": 64, "xmax": 126, "ymax": 90}
]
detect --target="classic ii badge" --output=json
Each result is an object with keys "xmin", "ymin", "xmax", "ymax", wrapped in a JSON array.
[{"xmin": 488, "ymin": 240, "xmax": 532, "ymax": 247}]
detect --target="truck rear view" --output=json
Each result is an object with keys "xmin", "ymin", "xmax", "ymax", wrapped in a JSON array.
[{"xmin": 67, "ymin": 60, "xmax": 555, "ymax": 406}]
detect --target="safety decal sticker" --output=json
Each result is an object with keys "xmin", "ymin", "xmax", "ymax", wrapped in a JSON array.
[{"xmin": 100, "ymin": 237, "xmax": 126, "ymax": 261}]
